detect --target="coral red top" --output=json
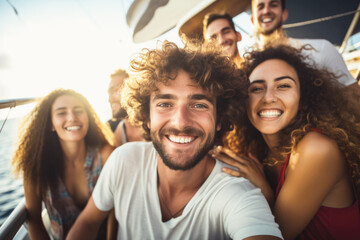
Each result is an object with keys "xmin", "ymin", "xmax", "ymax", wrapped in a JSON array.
[{"xmin": 276, "ymin": 153, "xmax": 360, "ymax": 240}]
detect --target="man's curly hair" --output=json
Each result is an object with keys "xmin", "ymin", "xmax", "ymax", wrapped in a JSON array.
[
  {"xmin": 225, "ymin": 44, "xmax": 360, "ymax": 199},
  {"xmin": 121, "ymin": 40, "xmax": 247, "ymax": 145}
]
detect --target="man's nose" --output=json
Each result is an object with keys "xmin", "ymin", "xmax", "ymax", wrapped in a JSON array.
[
  {"xmin": 262, "ymin": 5, "xmax": 271, "ymax": 14},
  {"xmin": 109, "ymin": 92, "xmax": 119, "ymax": 103},
  {"xmin": 172, "ymin": 104, "xmax": 191, "ymax": 130},
  {"xmin": 219, "ymin": 34, "xmax": 226, "ymax": 45}
]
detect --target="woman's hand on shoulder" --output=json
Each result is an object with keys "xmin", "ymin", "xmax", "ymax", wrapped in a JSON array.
[
  {"xmin": 210, "ymin": 146, "xmax": 274, "ymax": 206},
  {"xmin": 211, "ymin": 146, "xmax": 264, "ymax": 181}
]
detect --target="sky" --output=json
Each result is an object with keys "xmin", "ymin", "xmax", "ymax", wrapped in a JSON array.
[
  {"xmin": 0, "ymin": 0, "xmax": 254, "ymax": 122},
  {"xmin": 0, "ymin": 0, "xmax": 180, "ymax": 121}
]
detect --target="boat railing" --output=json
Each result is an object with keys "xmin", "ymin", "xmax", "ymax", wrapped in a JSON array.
[
  {"xmin": 0, "ymin": 198, "xmax": 52, "ymax": 240},
  {"xmin": 0, "ymin": 98, "xmax": 39, "ymax": 240},
  {"xmin": 0, "ymin": 198, "xmax": 28, "ymax": 240},
  {"xmin": 0, "ymin": 97, "xmax": 39, "ymax": 134},
  {"xmin": 0, "ymin": 98, "xmax": 38, "ymax": 110}
]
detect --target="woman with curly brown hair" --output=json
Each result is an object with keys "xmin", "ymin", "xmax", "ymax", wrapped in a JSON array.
[
  {"xmin": 12, "ymin": 89, "xmax": 114, "ymax": 240},
  {"xmin": 212, "ymin": 44, "xmax": 360, "ymax": 240}
]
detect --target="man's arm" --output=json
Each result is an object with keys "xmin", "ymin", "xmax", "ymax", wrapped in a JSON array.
[
  {"xmin": 319, "ymin": 39, "xmax": 356, "ymax": 86},
  {"xmin": 106, "ymin": 209, "xmax": 118, "ymax": 240},
  {"xmin": 66, "ymin": 197, "xmax": 110, "ymax": 240}
]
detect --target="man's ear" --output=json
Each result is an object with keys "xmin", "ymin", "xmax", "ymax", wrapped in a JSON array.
[
  {"xmin": 251, "ymin": 14, "xmax": 254, "ymax": 24},
  {"xmin": 282, "ymin": 9, "xmax": 288, "ymax": 22},
  {"xmin": 236, "ymin": 31, "xmax": 242, "ymax": 42}
]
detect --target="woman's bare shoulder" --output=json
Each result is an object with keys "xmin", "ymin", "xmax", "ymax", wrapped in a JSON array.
[
  {"xmin": 291, "ymin": 131, "xmax": 345, "ymax": 174},
  {"xmin": 100, "ymin": 144, "xmax": 115, "ymax": 164}
]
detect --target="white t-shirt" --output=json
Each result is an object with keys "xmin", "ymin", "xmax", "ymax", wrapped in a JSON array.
[
  {"xmin": 92, "ymin": 142, "xmax": 283, "ymax": 240},
  {"xmin": 288, "ymin": 38, "xmax": 356, "ymax": 86}
]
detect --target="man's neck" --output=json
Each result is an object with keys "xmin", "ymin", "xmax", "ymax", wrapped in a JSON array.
[
  {"xmin": 157, "ymin": 155, "xmax": 215, "ymax": 195},
  {"xmin": 258, "ymin": 28, "xmax": 288, "ymax": 48},
  {"xmin": 157, "ymin": 155, "xmax": 215, "ymax": 221}
]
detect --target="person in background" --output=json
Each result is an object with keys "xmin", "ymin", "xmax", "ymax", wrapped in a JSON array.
[
  {"xmin": 107, "ymin": 68, "xmax": 144, "ymax": 146},
  {"xmin": 12, "ymin": 89, "xmax": 115, "ymax": 240},
  {"xmin": 203, "ymin": 12, "xmax": 242, "ymax": 67},
  {"xmin": 250, "ymin": 0, "xmax": 359, "ymax": 95},
  {"xmin": 213, "ymin": 44, "xmax": 360, "ymax": 240},
  {"xmin": 113, "ymin": 113, "xmax": 145, "ymax": 146},
  {"xmin": 107, "ymin": 69, "xmax": 128, "ymax": 132},
  {"xmin": 66, "ymin": 41, "xmax": 283, "ymax": 240}
]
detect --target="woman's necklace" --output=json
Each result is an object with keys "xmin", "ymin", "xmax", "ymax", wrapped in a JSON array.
[{"xmin": 158, "ymin": 187, "xmax": 187, "ymax": 219}]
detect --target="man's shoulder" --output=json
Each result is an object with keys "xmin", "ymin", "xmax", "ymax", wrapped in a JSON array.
[
  {"xmin": 210, "ymin": 160, "xmax": 259, "ymax": 196},
  {"xmin": 110, "ymin": 142, "xmax": 155, "ymax": 164},
  {"xmin": 116, "ymin": 141, "xmax": 153, "ymax": 151},
  {"xmin": 207, "ymin": 162, "xmax": 268, "ymax": 219},
  {"xmin": 115, "ymin": 140, "xmax": 154, "ymax": 154},
  {"xmin": 289, "ymin": 37, "xmax": 333, "ymax": 50}
]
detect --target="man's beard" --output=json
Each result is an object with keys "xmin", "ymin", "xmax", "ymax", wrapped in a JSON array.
[
  {"xmin": 222, "ymin": 41, "xmax": 237, "ymax": 59},
  {"xmin": 230, "ymin": 46, "xmax": 238, "ymax": 59},
  {"xmin": 151, "ymin": 127, "xmax": 215, "ymax": 171},
  {"xmin": 260, "ymin": 20, "xmax": 283, "ymax": 36},
  {"xmin": 113, "ymin": 107, "xmax": 128, "ymax": 119}
]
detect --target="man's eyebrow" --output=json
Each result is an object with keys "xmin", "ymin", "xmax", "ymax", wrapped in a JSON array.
[
  {"xmin": 153, "ymin": 93, "xmax": 214, "ymax": 104},
  {"xmin": 221, "ymin": 26, "xmax": 232, "ymax": 32},
  {"xmin": 191, "ymin": 94, "xmax": 215, "ymax": 104},
  {"xmin": 257, "ymin": 2, "xmax": 264, "ymax": 8},
  {"xmin": 153, "ymin": 94, "xmax": 175, "ymax": 101},
  {"xmin": 270, "ymin": 0, "xmax": 281, "ymax": 5}
]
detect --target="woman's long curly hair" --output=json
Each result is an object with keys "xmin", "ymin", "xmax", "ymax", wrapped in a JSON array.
[
  {"xmin": 225, "ymin": 44, "xmax": 360, "ymax": 197},
  {"xmin": 12, "ymin": 88, "xmax": 114, "ymax": 197},
  {"xmin": 121, "ymin": 40, "xmax": 247, "ymax": 145}
]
